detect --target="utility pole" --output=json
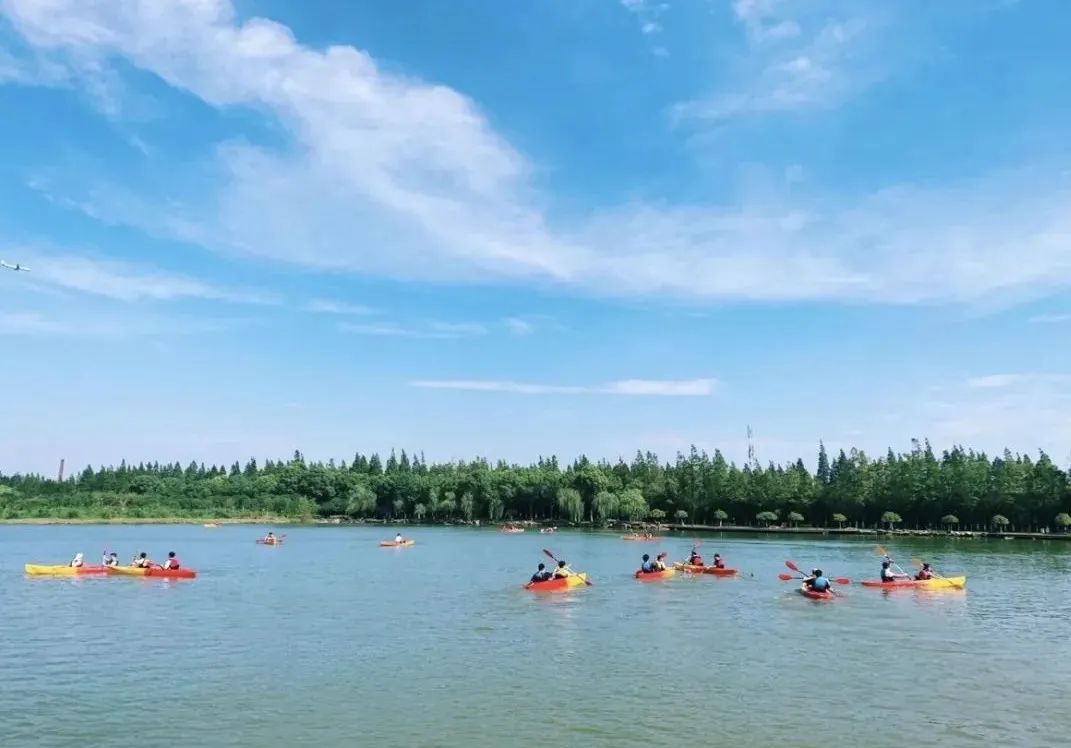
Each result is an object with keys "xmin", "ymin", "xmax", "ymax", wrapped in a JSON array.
[
  {"xmin": 58, "ymin": 458, "xmax": 65, "ymax": 482},
  {"xmin": 747, "ymin": 425, "xmax": 755, "ymax": 468}
]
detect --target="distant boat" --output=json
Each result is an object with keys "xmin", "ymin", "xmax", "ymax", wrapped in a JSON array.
[{"xmin": 203, "ymin": 523, "xmax": 220, "ymax": 529}]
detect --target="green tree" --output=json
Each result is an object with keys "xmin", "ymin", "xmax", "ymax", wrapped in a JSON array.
[
  {"xmin": 619, "ymin": 489, "xmax": 649, "ymax": 522},
  {"xmin": 648, "ymin": 508, "xmax": 666, "ymax": 522},
  {"xmin": 832, "ymin": 512, "xmax": 847, "ymax": 528},
  {"xmin": 991, "ymin": 514, "xmax": 1010, "ymax": 531},
  {"xmin": 713, "ymin": 509, "xmax": 729, "ymax": 526},
  {"xmin": 756, "ymin": 510, "xmax": 778, "ymax": 526},
  {"xmin": 941, "ymin": 514, "xmax": 959, "ymax": 530},
  {"xmin": 881, "ymin": 511, "xmax": 902, "ymax": 530},
  {"xmin": 787, "ymin": 511, "xmax": 804, "ymax": 526},
  {"xmin": 556, "ymin": 488, "xmax": 584, "ymax": 524},
  {"xmin": 414, "ymin": 502, "xmax": 427, "ymax": 521},
  {"xmin": 674, "ymin": 509, "xmax": 688, "ymax": 524},
  {"xmin": 1055, "ymin": 512, "xmax": 1071, "ymax": 532}
]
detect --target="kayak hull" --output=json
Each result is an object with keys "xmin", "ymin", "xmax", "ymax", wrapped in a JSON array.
[
  {"xmin": 621, "ymin": 536, "xmax": 658, "ymax": 541},
  {"xmin": 674, "ymin": 563, "xmax": 739, "ymax": 576},
  {"xmin": 634, "ymin": 568, "xmax": 677, "ymax": 581},
  {"xmin": 379, "ymin": 540, "xmax": 415, "ymax": 547},
  {"xmin": 24, "ymin": 564, "xmax": 108, "ymax": 576},
  {"xmin": 255, "ymin": 539, "xmax": 283, "ymax": 545},
  {"xmin": 860, "ymin": 576, "xmax": 966, "ymax": 589},
  {"xmin": 524, "ymin": 573, "xmax": 588, "ymax": 592},
  {"xmin": 106, "ymin": 566, "xmax": 197, "ymax": 579},
  {"xmin": 799, "ymin": 584, "xmax": 835, "ymax": 601}
]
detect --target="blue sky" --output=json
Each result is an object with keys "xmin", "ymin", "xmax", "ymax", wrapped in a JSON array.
[{"xmin": 1, "ymin": 0, "xmax": 1070, "ymax": 475}]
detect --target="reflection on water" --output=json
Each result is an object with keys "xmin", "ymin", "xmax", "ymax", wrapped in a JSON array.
[{"xmin": 0, "ymin": 525, "xmax": 1069, "ymax": 748}]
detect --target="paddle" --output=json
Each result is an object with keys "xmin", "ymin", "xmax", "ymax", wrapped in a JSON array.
[
  {"xmin": 874, "ymin": 545, "xmax": 911, "ymax": 578},
  {"xmin": 783, "ymin": 561, "xmax": 850, "ymax": 585},
  {"xmin": 542, "ymin": 548, "xmax": 592, "ymax": 585},
  {"xmin": 910, "ymin": 558, "xmax": 964, "ymax": 589}
]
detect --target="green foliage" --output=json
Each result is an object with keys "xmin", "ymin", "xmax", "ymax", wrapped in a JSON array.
[
  {"xmin": 941, "ymin": 514, "xmax": 959, "ymax": 527},
  {"xmin": 787, "ymin": 511, "xmax": 804, "ymax": 525},
  {"xmin": 881, "ymin": 511, "xmax": 903, "ymax": 528},
  {"xmin": 0, "ymin": 443, "xmax": 1068, "ymax": 528},
  {"xmin": 991, "ymin": 514, "xmax": 1010, "ymax": 529},
  {"xmin": 1055, "ymin": 512, "xmax": 1071, "ymax": 529}
]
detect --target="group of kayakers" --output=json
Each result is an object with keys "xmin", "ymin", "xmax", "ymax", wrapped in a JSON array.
[
  {"xmin": 881, "ymin": 559, "xmax": 934, "ymax": 581},
  {"xmin": 69, "ymin": 550, "xmax": 182, "ymax": 570},
  {"xmin": 685, "ymin": 547, "xmax": 726, "ymax": 568}
]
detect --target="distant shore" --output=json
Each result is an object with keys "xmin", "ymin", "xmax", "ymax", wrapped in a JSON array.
[{"xmin": 2, "ymin": 516, "xmax": 1068, "ymax": 541}]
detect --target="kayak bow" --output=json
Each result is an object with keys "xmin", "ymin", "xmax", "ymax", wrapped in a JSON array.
[
  {"xmin": 634, "ymin": 568, "xmax": 678, "ymax": 581},
  {"xmin": 24, "ymin": 564, "xmax": 108, "ymax": 576}
]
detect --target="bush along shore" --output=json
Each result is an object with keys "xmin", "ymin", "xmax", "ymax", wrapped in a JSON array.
[{"xmin": 2, "ymin": 441, "xmax": 1070, "ymax": 535}]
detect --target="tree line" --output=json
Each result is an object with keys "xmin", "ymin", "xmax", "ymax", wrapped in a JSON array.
[{"xmin": 1, "ymin": 440, "xmax": 1070, "ymax": 531}]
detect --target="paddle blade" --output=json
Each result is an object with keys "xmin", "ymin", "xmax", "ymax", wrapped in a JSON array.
[
  {"xmin": 834, "ymin": 577, "xmax": 852, "ymax": 585},
  {"xmin": 875, "ymin": 545, "xmax": 888, "ymax": 557},
  {"xmin": 657, "ymin": 551, "xmax": 668, "ymax": 559},
  {"xmin": 778, "ymin": 573, "xmax": 796, "ymax": 581},
  {"xmin": 910, "ymin": 558, "xmax": 924, "ymax": 567},
  {"xmin": 542, "ymin": 548, "xmax": 558, "ymax": 562},
  {"xmin": 785, "ymin": 560, "xmax": 800, "ymax": 573}
]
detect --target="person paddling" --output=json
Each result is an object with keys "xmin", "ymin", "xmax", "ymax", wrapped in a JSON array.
[
  {"xmin": 394, "ymin": 532, "xmax": 405, "ymax": 544},
  {"xmin": 880, "ymin": 560, "xmax": 908, "ymax": 583},
  {"xmin": 803, "ymin": 568, "xmax": 831, "ymax": 592},
  {"xmin": 711, "ymin": 553, "xmax": 726, "ymax": 569},
  {"xmin": 688, "ymin": 548, "xmax": 704, "ymax": 566},
  {"xmin": 552, "ymin": 560, "xmax": 572, "ymax": 579},
  {"xmin": 653, "ymin": 552, "xmax": 667, "ymax": 571},
  {"xmin": 69, "ymin": 553, "xmax": 84, "ymax": 568},
  {"xmin": 133, "ymin": 552, "xmax": 153, "ymax": 569},
  {"xmin": 263, "ymin": 532, "xmax": 277, "ymax": 543},
  {"xmin": 103, "ymin": 552, "xmax": 119, "ymax": 567},
  {"xmin": 915, "ymin": 562, "xmax": 934, "ymax": 581},
  {"xmin": 640, "ymin": 553, "xmax": 655, "ymax": 573},
  {"xmin": 162, "ymin": 551, "xmax": 181, "ymax": 570},
  {"xmin": 530, "ymin": 562, "xmax": 552, "ymax": 583}
]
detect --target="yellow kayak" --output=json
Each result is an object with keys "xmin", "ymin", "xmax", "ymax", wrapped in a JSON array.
[
  {"xmin": 24, "ymin": 564, "xmax": 108, "ymax": 576},
  {"xmin": 860, "ymin": 575, "xmax": 966, "ymax": 589}
]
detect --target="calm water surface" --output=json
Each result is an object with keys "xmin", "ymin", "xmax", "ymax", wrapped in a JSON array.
[{"xmin": 1, "ymin": 525, "xmax": 1069, "ymax": 747}]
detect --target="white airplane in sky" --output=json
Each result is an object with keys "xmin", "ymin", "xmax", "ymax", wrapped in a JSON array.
[{"xmin": 0, "ymin": 260, "xmax": 31, "ymax": 272}]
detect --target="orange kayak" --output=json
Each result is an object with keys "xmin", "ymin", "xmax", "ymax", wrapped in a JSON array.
[
  {"xmin": 674, "ymin": 563, "xmax": 739, "ymax": 576},
  {"xmin": 379, "ymin": 540, "xmax": 415, "ymax": 547},
  {"xmin": 255, "ymin": 539, "xmax": 283, "ymax": 545},
  {"xmin": 106, "ymin": 566, "xmax": 197, "ymax": 579},
  {"xmin": 634, "ymin": 568, "xmax": 677, "ymax": 581},
  {"xmin": 621, "ymin": 535, "xmax": 658, "ymax": 541}
]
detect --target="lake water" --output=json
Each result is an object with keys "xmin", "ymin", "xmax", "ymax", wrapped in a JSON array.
[{"xmin": 1, "ymin": 525, "xmax": 1069, "ymax": 747}]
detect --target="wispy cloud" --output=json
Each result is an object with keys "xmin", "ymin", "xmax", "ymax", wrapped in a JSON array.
[
  {"xmin": 411, "ymin": 377, "xmax": 717, "ymax": 396},
  {"xmin": 620, "ymin": 0, "xmax": 667, "ymax": 35},
  {"xmin": 307, "ymin": 298, "xmax": 378, "ymax": 316},
  {"xmin": 0, "ymin": 309, "xmax": 245, "ymax": 337},
  {"xmin": 503, "ymin": 317, "xmax": 536, "ymax": 336},
  {"xmin": 1030, "ymin": 313, "xmax": 1071, "ymax": 324},
  {"xmin": 5, "ymin": 1, "xmax": 1071, "ymax": 308},
  {"xmin": 11, "ymin": 250, "xmax": 277, "ymax": 305},
  {"xmin": 966, "ymin": 374, "xmax": 1026, "ymax": 389},
  {"xmin": 674, "ymin": 4, "xmax": 882, "ymax": 122},
  {"xmin": 340, "ymin": 320, "xmax": 485, "ymax": 339}
]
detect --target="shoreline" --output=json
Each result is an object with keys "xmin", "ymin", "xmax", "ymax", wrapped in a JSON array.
[{"xmin": 1, "ymin": 517, "xmax": 1068, "ymax": 541}]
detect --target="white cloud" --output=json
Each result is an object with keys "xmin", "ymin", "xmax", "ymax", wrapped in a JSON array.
[
  {"xmin": 674, "ymin": 11, "xmax": 878, "ymax": 122},
  {"xmin": 11, "ymin": 250, "xmax": 277, "ymax": 305},
  {"xmin": 340, "ymin": 320, "xmax": 485, "ymax": 339},
  {"xmin": 966, "ymin": 374, "xmax": 1026, "ymax": 389},
  {"xmin": 620, "ymin": 0, "xmax": 667, "ymax": 40},
  {"xmin": 411, "ymin": 377, "xmax": 717, "ymax": 396},
  {"xmin": 503, "ymin": 317, "xmax": 535, "ymax": 336},
  {"xmin": 4, "ymin": 0, "xmax": 1071, "ymax": 308},
  {"xmin": 1030, "ymin": 313, "xmax": 1071, "ymax": 324},
  {"xmin": 307, "ymin": 298, "xmax": 378, "ymax": 315},
  {"xmin": 0, "ymin": 309, "xmax": 244, "ymax": 337}
]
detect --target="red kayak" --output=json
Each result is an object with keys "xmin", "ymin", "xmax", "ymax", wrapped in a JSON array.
[
  {"xmin": 798, "ymin": 584, "xmax": 835, "ymax": 601},
  {"xmin": 703, "ymin": 567, "xmax": 739, "ymax": 577},
  {"xmin": 634, "ymin": 568, "xmax": 678, "ymax": 581}
]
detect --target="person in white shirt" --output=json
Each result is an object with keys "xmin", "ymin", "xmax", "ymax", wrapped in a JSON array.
[
  {"xmin": 69, "ymin": 553, "xmax": 84, "ymax": 568},
  {"xmin": 395, "ymin": 533, "xmax": 404, "ymax": 544}
]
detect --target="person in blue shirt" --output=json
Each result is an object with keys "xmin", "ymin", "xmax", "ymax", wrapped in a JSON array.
[
  {"xmin": 640, "ymin": 553, "xmax": 655, "ymax": 573},
  {"xmin": 804, "ymin": 568, "xmax": 831, "ymax": 592}
]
